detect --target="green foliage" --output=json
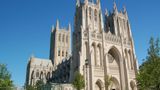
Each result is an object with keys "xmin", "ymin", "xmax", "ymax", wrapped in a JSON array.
[
  {"xmin": 36, "ymin": 80, "xmax": 44, "ymax": 90},
  {"xmin": 137, "ymin": 37, "xmax": 160, "ymax": 90},
  {"xmin": 26, "ymin": 80, "xmax": 44, "ymax": 90},
  {"xmin": 104, "ymin": 75, "xmax": 112, "ymax": 90},
  {"xmin": 0, "ymin": 64, "xmax": 13, "ymax": 89},
  {"xmin": 72, "ymin": 71, "xmax": 85, "ymax": 90},
  {"xmin": 26, "ymin": 85, "xmax": 36, "ymax": 90}
]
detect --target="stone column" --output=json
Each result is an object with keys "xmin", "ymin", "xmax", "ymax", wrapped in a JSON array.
[
  {"xmin": 124, "ymin": 58, "xmax": 130, "ymax": 90},
  {"xmin": 119, "ymin": 58, "xmax": 125, "ymax": 90}
]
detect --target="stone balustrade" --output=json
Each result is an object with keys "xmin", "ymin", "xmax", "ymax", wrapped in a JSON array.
[
  {"xmin": 83, "ymin": 32, "xmax": 102, "ymax": 40},
  {"xmin": 83, "ymin": 32, "xmax": 131, "ymax": 47},
  {"xmin": 105, "ymin": 33, "xmax": 121, "ymax": 45}
]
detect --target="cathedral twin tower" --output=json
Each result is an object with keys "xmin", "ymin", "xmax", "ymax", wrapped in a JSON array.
[
  {"xmin": 71, "ymin": 0, "xmax": 138, "ymax": 90},
  {"xmin": 26, "ymin": 0, "xmax": 138, "ymax": 90}
]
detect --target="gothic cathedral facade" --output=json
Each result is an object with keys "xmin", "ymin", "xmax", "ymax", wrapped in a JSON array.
[
  {"xmin": 71, "ymin": 0, "xmax": 138, "ymax": 90},
  {"xmin": 26, "ymin": 0, "xmax": 138, "ymax": 90}
]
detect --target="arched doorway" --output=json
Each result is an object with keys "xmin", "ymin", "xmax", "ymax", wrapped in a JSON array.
[
  {"xmin": 110, "ymin": 77, "xmax": 120, "ymax": 90},
  {"xmin": 107, "ymin": 47, "xmax": 121, "ymax": 90},
  {"xmin": 108, "ymin": 47, "xmax": 121, "ymax": 70},
  {"xmin": 95, "ymin": 79, "xmax": 104, "ymax": 90},
  {"xmin": 130, "ymin": 81, "xmax": 136, "ymax": 90}
]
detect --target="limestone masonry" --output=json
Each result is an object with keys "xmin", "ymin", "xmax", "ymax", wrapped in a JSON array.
[{"xmin": 26, "ymin": 0, "xmax": 138, "ymax": 90}]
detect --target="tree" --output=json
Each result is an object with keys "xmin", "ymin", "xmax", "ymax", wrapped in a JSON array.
[
  {"xmin": 72, "ymin": 71, "xmax": 85, "ymax": 90},
  {"xmin": 35, "ymin": 80, "xmax": 44, "ymax": 90},
  {"xmin": 137, "ymin": 37, "xmax": 160, "ymax": 90},
  {"xmin": 26, "ymin": 85, "xmax": 36, "ymax": 90},
  {"xmin": 0, "ymin": 64, "xmax": 13, "ymax": 90},
  {"xmin": 104, "ymin": 75, "xmax": 112, "ymax": 90}
]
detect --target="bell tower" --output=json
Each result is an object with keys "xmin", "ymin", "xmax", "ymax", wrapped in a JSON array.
[
  {"xmin": 50, "ymin": 20, "xmax": 71, "ymax": 66},
  {"xmin": 72, "ymin": 0, "xmax": 104, "ymax": 90},
  {"xmin": 73, "ymin": 0, "xmax": 104, "ymax": 72},
  {"xmin": 75, "ymin": 0, "xmax": 103, "ymax": 33}
]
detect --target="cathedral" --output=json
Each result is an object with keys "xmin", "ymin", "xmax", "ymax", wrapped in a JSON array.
[{"xmin": 26, "ymin": 0, "xmax": 138, "ymax": 90}]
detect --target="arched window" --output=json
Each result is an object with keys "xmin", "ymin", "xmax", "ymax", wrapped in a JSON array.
[
  {"xmin": 91, "ymin": 43, "xmax": 96, "ymax": 65},
  {"xmin": 59, "ymin": 33, "xmax": 61, "ymax": 41},
  {"xmin": 66, "ymin": 35, "xmax": 68, "ymax": 43},
  {"xmin": 128, "ymin": 50, "xmax": 134, "ymax": 70},
  {"xmin": 97, "ymin": 45, "xmax": 100, "ymax": 66},
  {"xmin": 58, "ymin": 49, "xmax": 60, "ymax": 56},
  {"xmin": 62, "ymin": 51, "xmax": 64, "ymax": 57},
  {"xmin": 62, "ymin": 34, "xmax": 65, "ymax": 42},
  {"xmin": 94, "ymin": 9, "xmax": 97, "ymax": 22},
  {"xmin": 125, "ymin": 49, "xmax": 130, "ymax": 69},
  {"xmin": 89, "ymin": 7, "xmax": 92, "ymax": 20},
  {"xmin": 97, "ymin": 44, "xmax": 102, "ymax": 66}
]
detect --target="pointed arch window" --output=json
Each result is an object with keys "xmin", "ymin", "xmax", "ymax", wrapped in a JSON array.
[
  {"xmin": 62, "ymin": 34, "xmax": 65, "ymax": 42},
  {"xmin": 66, "ymin": 35, "xmax": 68, "ymax": 43},
  {"xmin": 59, "ymin": 33, "xmax": 61, "ymax": 42},
  {"xmin": 94, "ymin": 9, "xmax": 97, "ymax": 22},
  {"xmin": 89, "ymin": 7, "xmax": 92, "ymax": 20},
  {"xmin": 62, "ymin": 51, "xmax": 64, "ymax": 57},
  {"xmin": 58, "ymin": 49, "xmax": 60, "ymax": 56}
]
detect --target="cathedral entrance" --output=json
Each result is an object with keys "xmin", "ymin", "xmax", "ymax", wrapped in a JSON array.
[
  {"xmin": 130, "ymin": 81, "xmax": 136, "ymax": 90},
  {"xmin": 110, "ymin": 77, "xmax": 120, "ymax": 90},
  {"xmin": 107, "ymin": 47, "xmax": 121, "ymax": 90},
  {"xmin": 95, "ymin": 83, "xmax": 101, "ymax": 90},
  {"xmin": 95, "ymin": 80, "xmax": 104, "ymax": 90}
]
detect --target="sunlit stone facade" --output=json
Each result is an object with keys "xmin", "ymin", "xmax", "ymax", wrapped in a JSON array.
[
  {"xmin": 26, "ymin": 0, "xmax": 138, "ymax": 90},
  {"xmin": 71, "ymin": 0, "xmax": 138, "ymax": 90},
  {"xmin": 26, "ymin": 57, "xmax": 53, "ymax": 85}
]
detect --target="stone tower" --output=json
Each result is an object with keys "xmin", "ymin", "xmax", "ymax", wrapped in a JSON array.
[
  {"xmin": 71, "ymin": 0, "xmax": 138, "ymax": 90},
  {"xmin": 50, "ymin": 20, "xmax": 71, "ymax": 66}
]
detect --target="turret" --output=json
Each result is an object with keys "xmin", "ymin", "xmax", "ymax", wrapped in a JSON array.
[
  {"xmin": 68, "ymin": 23, "xmax": 71, "ymax": 32},
  {"xmin": 76, "ymin": 0, "xmax": 80, "ymax": 7},
  {"xmin": 105, "ymin": 8, "xmax": 109, "ymax": 17},
  {"xmin": 51, "ymin": 25, "xmax": 54, "ymax": 33},
  {"xmin": 97, "ymin": 0, "xmax": 101, "ymax": 9},
  {"xmin": 123, "ymin": 5, "xmax": 128, "ymax": 18},
  {"xmin": 113, "ymin": 1, "xmax": 118, "ymax": 15},
  {"xmin": 56, "ymin": 19, "xmax": 59, "ymax": 30}
]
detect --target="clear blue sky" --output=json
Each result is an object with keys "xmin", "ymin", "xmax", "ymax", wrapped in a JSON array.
[{"xmin": 0, "ymin": 0, "xmax": 159, "ymax": 87}]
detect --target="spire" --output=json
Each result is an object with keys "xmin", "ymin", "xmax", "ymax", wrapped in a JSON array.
[
  {"xmin": 51, "ymin": 25, "xmax": 54, "ymax": 32},
  {"xmin": 31, "ymin": 53, "xmax": 34, "ymax": 58},
  {"xmin": 105, "ymin": 8, "xmax": 109, "ymax": 16},
  {"xmin": 97, "ymin": 0, "xmax": 101, "ymax": 9},
  {"xmin": 56, "ymin": 19, "xmax": 59, "ymax": 30},
  {"xmin": 123, "ymin": 5, "xmax": 126, "ymax": 13},
  {"xmin": 68, "ymin": 23, "xmax": 71, "ymax": 32},
  {"xmin": 123, "ymin": 5, "xmax": 128, "ymax": 18},
  {"xmin": 113, "ymin": 1, "xmax": 118, "ymax": 14},
  {"xmin": 30, "ymin": 53, "xmax": 34, "ymax": 60},
  {"xmin": 76, "ymin": 0, "xmax": 80, "ymax": 7}
]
